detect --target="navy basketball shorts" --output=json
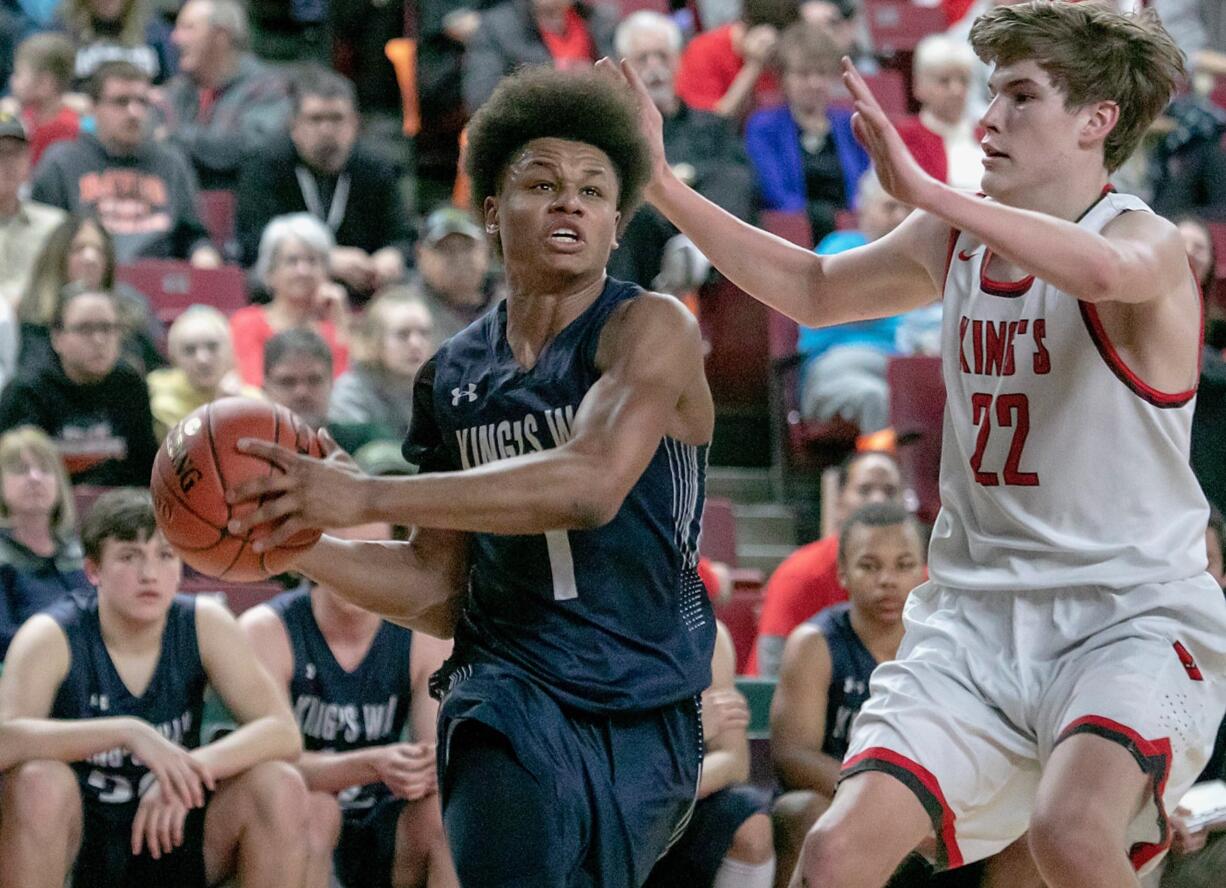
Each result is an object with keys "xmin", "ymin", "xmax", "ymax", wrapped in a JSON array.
[
  {"xmin": 74, "ymin": 797, "xmax": 209, "ymax": 888},
  {"xmin": 334, "ymin": 794, "xmax": 408, "ymax": 888},
  {"xmin": 437, "ymin": 663, "xmax": 703, "ymax": 888},
  {"xmin": 642, "ymin": 784, "xmax": 770, "ymax": 887}
]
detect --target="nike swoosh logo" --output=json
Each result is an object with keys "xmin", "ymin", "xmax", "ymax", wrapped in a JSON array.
[{"xmin": 958, "ymin": 249, "xmax": 978, "ymax": 261}]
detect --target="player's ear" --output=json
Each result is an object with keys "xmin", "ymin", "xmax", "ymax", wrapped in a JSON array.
[
  {"xmin": 84, "ymin": 556, "xmax": 101, "ymax": 587},
  {"xmin": 1079, "ymin": 100, "xmax": 1119, "ymax": 152},
  {"xmin": 483, "ymin": 196, "xmax": 499, "ymax": 236}
]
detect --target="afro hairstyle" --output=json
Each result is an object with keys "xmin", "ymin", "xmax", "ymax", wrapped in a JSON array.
[{"xmin": 465, "ymin": 66, "xmax": 652, "ymax": 231}]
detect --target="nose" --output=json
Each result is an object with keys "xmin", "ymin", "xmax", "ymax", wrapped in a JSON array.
[
  {"xmin": 550, "ymin": 187, "xmax": 584, "ymax": 214},
  {"xmin": 979, "ymin": 94, "xmax": 1003, "ymax": 132}
]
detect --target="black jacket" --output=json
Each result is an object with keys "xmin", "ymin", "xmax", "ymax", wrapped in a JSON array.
[
  {"xmin": 235, "ymin": 136, "xmax": 414, "ymax": 269},
  {"xmin": 0, "ymin": 357, "xmax": 157, "ymax": 487}
]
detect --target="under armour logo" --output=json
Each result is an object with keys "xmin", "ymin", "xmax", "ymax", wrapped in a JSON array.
[
  {"xmin": 451, "ymin": 383, "xmax": 478, "ymax": 405},
  {"xmin": 304, "ymin": 663, "xmax": 316, "ymax": 680}
]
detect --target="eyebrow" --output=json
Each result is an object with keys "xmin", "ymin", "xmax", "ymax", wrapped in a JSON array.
[
  {"xmin": 520, "ymin": 159, "xmax": 612, "ymax": 180},
  {"xmin": 988, "ymin": 76, "xmax": 1042, "ymax": 93}
]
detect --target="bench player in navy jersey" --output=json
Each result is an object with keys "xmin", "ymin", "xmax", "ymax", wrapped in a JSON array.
[
  {"xmin": 224, "ymin": 65, "xmax": 716, "ymax": 887},
  {"xmin": 240, "ymin": 522, "xmax": 458, "ymax": 888},
  {"xmin": 0, "ymin": 488, "xmax": 313, "ymax": 888},
  {"xmin": 609, "ymin": 3, "xmax": 1226, "ymax": 886}
]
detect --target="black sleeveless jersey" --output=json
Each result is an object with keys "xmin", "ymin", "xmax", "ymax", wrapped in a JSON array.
[
  {"xmin": 404, "ymin": 278, "xmax": 715, "ymax": 713},
  {"xmin": 811, "ymin": 603, "xmax": 878, "ymax": 759},
  {"xmin": 49, "ymin": 592, "xmax": 205, "ymax": 806},
  {"xmin": 267, "ymin": 587, "xmax": 413, "ymax": 811}
]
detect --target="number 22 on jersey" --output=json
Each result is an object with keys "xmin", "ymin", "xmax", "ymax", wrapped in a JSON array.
[{"xmin": 969, "ymin": 392, "xmax": 1039, "ymax": 487}]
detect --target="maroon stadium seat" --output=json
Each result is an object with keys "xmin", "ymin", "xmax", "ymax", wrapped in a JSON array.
[
  {"xmin": 864, "ymin": 0, "xmax": 948, "ymax": 56},
  {"xmin": 887, "ymin": 355, "xmax": 944, "ymax": 523},
  {"xmin": 116, "ymin": 260, "xmax": 247, "ymax": 327}
]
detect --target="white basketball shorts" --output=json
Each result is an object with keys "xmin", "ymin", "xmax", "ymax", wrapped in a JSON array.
[{"xmin": 841, "ymin": 574, "xmax": 1226, "ymax": 874}]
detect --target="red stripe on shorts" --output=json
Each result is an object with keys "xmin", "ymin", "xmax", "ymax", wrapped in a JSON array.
[
  {"xmin": 842, "ymin": 746, "xmax": 964, "ymax": 869},
  {"xmin": 1055, "ymin": 715, "xmax": 1173, "ymax": 871}
]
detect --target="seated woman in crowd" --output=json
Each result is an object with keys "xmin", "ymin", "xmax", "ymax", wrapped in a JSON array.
[
  {"xmin": 0, "ymin": 426, "xmax": 87, "ymax": 660},
  {"xmin": 147, "ymin": 305, "xmax": 262, "ymax": 439},
  {"xmin": 19, "ymin": 214, "xmax": 163, "ymax": 374},
  {"xmin": 328, "ymin": 291, "xmax": 436, "ymax": 440},
  {"xmin": 230, "ymin": 213, "xmax": 350, "ymax": 387},
  {"xmin": 744, "ymin": 20, "xmax": 868, "ymax": 246},
  {"xmin": 58, "ymin": 0, "xmax": 176, "ymax": 88},
  {"xmin": 896, "ymin": 33, "xmax": 982, "ymax": 190}
]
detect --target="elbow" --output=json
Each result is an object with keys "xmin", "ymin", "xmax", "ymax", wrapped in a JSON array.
[
  {"xmin": 1081, "ymin": 254, "xmax": 1125, "ymax": 304},
  {"xmin": 572, "ymin": 486, "xmax": 624, "ymax": 530}
]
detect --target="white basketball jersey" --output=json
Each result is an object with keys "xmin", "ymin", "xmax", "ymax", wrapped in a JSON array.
[{"xmin": 928, "ymin": 191, "xmax": 1209, "ymax": 591}]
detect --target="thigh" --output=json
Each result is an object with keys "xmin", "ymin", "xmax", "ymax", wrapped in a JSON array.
[
  {"xmin": 1039, "ymin": 580, "xmax": 1226, "ymax": 874},
  {"xmin": 334, "ymin": 795, "xmax": 406, "ymax": 888},
  {"xmin": 597, "ymin": 696, "xmax": 704, "ymax": 888},
  {"xmin": 442, "ymin": 719, "xmax": 587, "ymax": 888},
  {"xmin": 846, "ymin": 588, "xmax": 1040, "ymax": 871}
]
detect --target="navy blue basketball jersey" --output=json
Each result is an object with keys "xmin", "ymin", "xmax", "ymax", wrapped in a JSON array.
[
  {"xmin": 810, "ymin": 603, "xmax": 877, "ymax": 759},
  {"xmin": 267, "ymin": 587, "xmax": 413, "ymax": 811},
  {"xmin": 48, "ymin": 592, "xmax": 206, "ymax": 806},
  {"xmin": 404, "ymin": 277, "xmax": 715, "ymax": 712}
]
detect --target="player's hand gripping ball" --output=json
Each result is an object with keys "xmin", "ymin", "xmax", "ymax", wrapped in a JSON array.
[{"xmin": 150, "ymin": 398, "xmax": 323, "ymax": 580}]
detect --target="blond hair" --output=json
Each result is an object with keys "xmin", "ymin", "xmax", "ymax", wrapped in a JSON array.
[
  {"xmin": 0, "ymin": 427, "xmax": 78, "ymax": 539},
  {"xmin": 970, "ymin": 0, "xmax": 1185, "ymax": 172},
  {"xmin": 352, "ymin": 287, "xmax": 435, "ymax": 367}
]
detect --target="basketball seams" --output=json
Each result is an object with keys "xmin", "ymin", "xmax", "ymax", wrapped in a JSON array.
[{"xmin": 150, "ymin": 464, "xmax": 222, "ymax": 552}]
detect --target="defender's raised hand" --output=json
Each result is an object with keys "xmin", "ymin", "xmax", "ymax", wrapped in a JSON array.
[
  {"xmin": 842, "ymin": 57, "xmax": 941, "ymax": 210},
  {"xmin": 596, "ymin": 57, "xmax": 670, "ymax": 201}
]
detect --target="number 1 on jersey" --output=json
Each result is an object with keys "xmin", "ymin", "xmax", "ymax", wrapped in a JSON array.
[
  {"xmin": 969, "ymin": 392, "xmax": 1039, "ymax": 487},
  {"xmin": 545, "ymin": 530, "xmax": 578, "ymax": 600}
]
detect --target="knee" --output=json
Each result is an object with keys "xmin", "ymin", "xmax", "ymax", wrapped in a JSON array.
[
  {"xmin": 1, "ymin": 760, "xmax": 80, "ymax": 837},
  {"xmin": 799, "ymin": 818, "xmax": 862, "ymax": 885},
  {"xmin": 1028, "ymin": 804, "xmax": 1123, "ymax": 879},
  {"xmin": 729, "ymin": 813, "xmax": 775, "ymax": 865},
  {"xmin": 305, "ymin": 791, "xmax": 341, "ymax": 856},
  {"xmin": 242, "ymin": 761, "xmax": 312, "ymax": 837},
  {"xmin": 772, "ymin": 791, "xmax": 829, "ymax": 843}
]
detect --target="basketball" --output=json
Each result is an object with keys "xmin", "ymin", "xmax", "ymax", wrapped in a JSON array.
[{"xmin": 150, "ymin": 397, "xmax": 324, "ymax": 581}]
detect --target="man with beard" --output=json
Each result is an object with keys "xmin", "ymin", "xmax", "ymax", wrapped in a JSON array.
[{"xmin": 236, "ymin": 66, "xmax": 414, "ymax": 303}]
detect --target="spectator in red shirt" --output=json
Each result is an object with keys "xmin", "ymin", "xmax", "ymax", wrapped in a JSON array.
[
  {"xmin": 747, "ymin": 449, "xmax": 904, "ymax": 677},
  {"xmin": 674, "ymin": 0, "xmax": 800, "ymax": 119},
  {"xmin": 7, "ymin": 33, "xmax": 81, "ymax": 168},
  {"xmin": 230, "ymin": 212, "xmax": 350, "ymax": 387},
  {"xmin": 896, "ymin": 33, "xmax": 983, "ymax": 190}
]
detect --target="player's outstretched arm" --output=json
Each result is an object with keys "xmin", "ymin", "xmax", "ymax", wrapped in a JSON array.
[
  {"xmin": 229, "ymin": 294, "xmax": 713, "ymax": 542},
  {"xmin": 193, "ymin": 597, "xmax": 302, "ymax": 781},
  {"xmin": 840, "ymin": 58, "xmax": 1188, "ymax": 308},
  {"xmin": 599, "ymin": 57, "xmax": 944, "ymax": 328},
  {"xmin": 770, "ymin": 624, "xmax": 842, "ymax": 797},
  {"xmin": 0, "ymin": 616, "xmax": 213, "ymax": 808}
]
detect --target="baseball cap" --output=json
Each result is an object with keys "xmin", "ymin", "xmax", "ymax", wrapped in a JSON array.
[
  {"xmin": 421, "ymin": 206, "xmax": 483, "ymax": 246},
  {"xmin": 0, "ymin": 112, "xmax": 28, "ymax": 143}
]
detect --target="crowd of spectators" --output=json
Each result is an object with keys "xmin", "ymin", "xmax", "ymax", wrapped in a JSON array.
[{"xmin": 0, "ymin": 0, "xmax": 1225, "ymax": 884}]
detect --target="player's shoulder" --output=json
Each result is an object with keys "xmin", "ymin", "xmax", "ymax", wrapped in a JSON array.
[
  {"xmin": 779, "ymin": 620, "xmax": 832, "ymax": 674},
  {"xmin": 4, "ymin": 613, "xmax": 71, "ymax": 677},
  {"xmin": 595, "ymin": 288, "xmax": 703, "ymax": 375}
]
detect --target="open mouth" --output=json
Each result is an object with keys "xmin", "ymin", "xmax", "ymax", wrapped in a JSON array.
[{"xmin": 982, "ymin": 146, "xmax": 1009, "ymax": 160}]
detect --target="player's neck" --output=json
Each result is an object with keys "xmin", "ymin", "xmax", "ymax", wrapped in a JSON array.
[
  {"xmin": 97, "ymin": 598, "xmax": 167, "ymax": 657},
  {"xmin": 311, "ymin": 586, "xmax": 381, "ymax": 648},
  {"xmin": 503, "ymin": 272, "xmax": 606, "ymax": 371},
  {"xmin": 995, "ymin": 171, "xmax": 1111, "ymax": 222},
  {"xmin": 8, "ymin": 513, "xmax": 56, "ymax": 557},
  {"xmin": 849, "ymin": 606, "xmax": 904, "ymax": 660}
]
